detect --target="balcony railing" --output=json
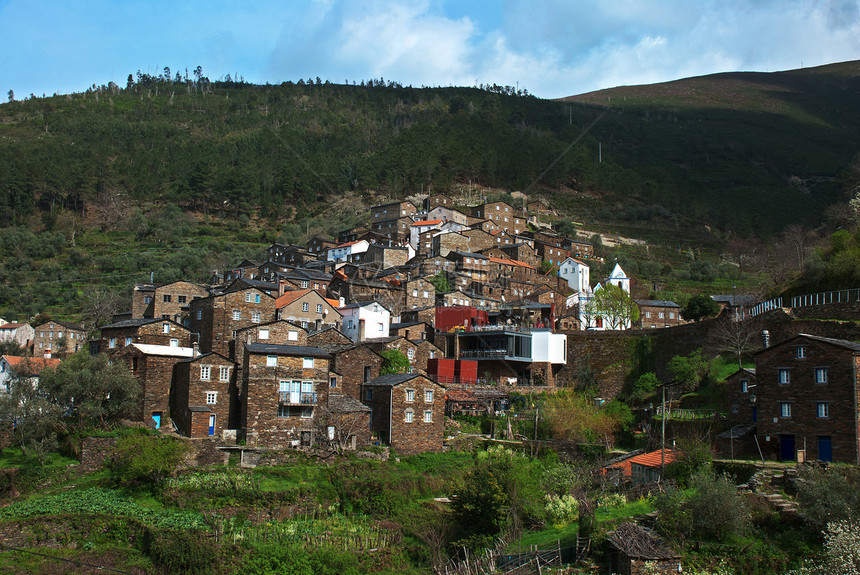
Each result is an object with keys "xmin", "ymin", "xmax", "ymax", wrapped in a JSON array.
[{"xmin": 278, "ymin": 392, "xmax": 318, "ymax": 405}]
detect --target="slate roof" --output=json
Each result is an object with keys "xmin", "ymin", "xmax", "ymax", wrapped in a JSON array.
[
  {"xmin": 635, "ymin": 300, "xmax": 681, "ymax": 308},
  {"xmin": 328, "ymin": 393, "xmax": 371, "ymax": 413},
  {"xmin": 365, "ymin": 373, "xmax": 429, "ymax": 387}
]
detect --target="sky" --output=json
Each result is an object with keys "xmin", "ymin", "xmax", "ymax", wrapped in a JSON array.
[{"xmin": 2, "ymin": 0, "xmax": 859, "ymax": 101}]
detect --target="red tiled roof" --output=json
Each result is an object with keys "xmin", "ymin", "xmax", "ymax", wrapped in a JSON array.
[
  {"xmin": 0, "ymin": 323, "xmax": 27, "ymax": 329},
  {"xmin": 609, "ymin": 449, "xmax": 677, "ymax": 476},
  {"xmin": 412, "ymin": 219, "xmax": 443, "ymax": 227},
  {"xmin": 1, "ymin": 355, "xmax": 61, "ymax": 375},
  {"xmin": 275, "ymin": 289, "xmax": 313, "ymax": 308}
]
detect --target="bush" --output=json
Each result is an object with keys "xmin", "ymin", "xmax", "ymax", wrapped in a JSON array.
[
  {"xmin": 664, "ymin": 441, "xmax": 713, "ymax": 488},
  {"xmin": 143, "ymin": 528, "xmax": 218, "ymax": 575},
  {"xmin": 795, "ymin": 466, "xmax": 860, "ymax": 532},
  {"xmin": 544, "ymin": 494, "xmax": 579, "ymax": 527},
  {"xmin": 107, "ymin": 434, "xmax": 191, "ymax": 487}
]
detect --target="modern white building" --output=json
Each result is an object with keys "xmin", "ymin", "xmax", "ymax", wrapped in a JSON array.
[
  {"xmin": 338, "ymin": 301, "xmax": 391, "ymax": 342},
  {"xmin": 558, "ymin": 256, "xmax": 591, "ymax": 294},
  {"xmin": 326, "ymin": 240, "xmax": 370, "ymax": 263}
]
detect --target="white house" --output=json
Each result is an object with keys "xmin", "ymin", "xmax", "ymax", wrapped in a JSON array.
[
  {"xmin": 558, "ymin": 257, "xmax": 591, "ymax": 294},
  {"xmin": 338, "ymin": 301, "xmax": 391, "ymax": 342},
  {"xmin": 0, "ymin": 322, "xmax": 35, "ymax": 350},
  {"xmin": 326, "ymin": 240, "xmax": 370, "ymax": 263},
  {"xmin": 409, "ymin": 219, "xmax": 444, "ymax": 250},
  {"xmin": 0, "ymin": 355, "xmax": 61, "ymax": 393}
]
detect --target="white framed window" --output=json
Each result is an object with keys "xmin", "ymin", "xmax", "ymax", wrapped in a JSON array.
[
  {"xmin": 251, "ymin": 311, "xmax": 261, "ymax": 323},
  {"xmin": 424, "ymin": 410, "xmax": 433, "ymax": 423},
  {"xmin": 301, "ymin": 407, "xmax": 313, "ymax": 418},
  {"xmin": 778, "ymin": 369, "xmax": 790, "ymax": 384},
  {"xmin": 741, "ymin": 380, "xmax": 748, "ymax": 393},
  {"xmin": 197, "ymin": 309, "xmax": 202, "ymax": 320},
  {"xmin": 245, "ymin": 293, "xmax": 252, "ymax": 303},
  {"xmin": 108, "ymin": 337, "xmax": 116, "ymax": 349},
  {"xmin": 219, "ymin": 367, "xmax": 230, "ymax": 381},
  {"xmin": 658, "ymin": 312, "xmax": 665, "ymax": 319},
  {"xmin": 407, "ymin": 348, "xmax": 415, "ymax": 360},
  {"xmin": 378, "ymin": 323, "xmax": 384, "ymax": 332},
  {"xmin": 303, "ymin": 357, "xmax": 314, "ymax": 369},
  {"xmin": 206, "ymin": 391, "xmax": 217, "ymax": 405},
  {"xmin": 300, "ymin": 281, "xmax": 309, "ymax": 288},
  {"xmin": 405, "ymin": 410, "xmax": 414, "ymax": 423},
  {"xmin": 412, "ymin": 289, "xmax": 418, "ymax": 297},
  {"xmin": 255, "ymin": 294, "xmax": 261, "ymax": 303},
  {"xmin": 406, "ymin": 389, "xmax": 415, "ymax": 402},
  {"xmin": 423, "ymin": 290, "xmax": 429, "ymax": 298},
  {"xmin": 817, "ymin": 402, "xmax": 829, "ymax": 418},
  {"xmin": 170, "ymin": 338, "xmax": 179, "ymax": 347},
  {"xmin": 302, "ymin": 302, "xmax": 309, "ymax": 312},
  {"xmin": 796, "ymin": 346, "xmax": 806, "ymax": 359},
  {"xmin": 316, "ymin": 304, "xmax": 323, "ymax": 314},
  {"xmin": 232, "ymin": 309, "xmax": 241, "ymax": 321},
  {"xmin": 815, "ymin": 367, "xmax": 828, "ymax": 384},
  {"xmin": 162, "ymin": 323, "xmax": 170, "ymax": 334},
  {"xmin": 780, "ymin": 402, "xmax": 791, "ymax": 418},
  {"xmin": 645, "ymin": 311, "xmax": 651, "ymax": 318},
  {"xmin": 288, "ymin": 331, "xmax": 298, "ymax": 341},
  {"xmin": 200, "ymin": 366, "xmax": 211, "ymax": 380},
  {"xmin": 669, "ymin": 312, "xmax": 675, "ymax": 319},
  {"xmin": 266, "ymin": 355, "xmax": 278, "ymax": 367},
  {"xmin": 258, "ymin": 328, "xmax": 270, "ymax": 340},
  {"xmin": 425, "ymin": 390, "xmax": 434, "ymax": 403}
]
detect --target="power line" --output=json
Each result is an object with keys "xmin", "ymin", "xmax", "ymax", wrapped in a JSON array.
[{"xmin": 0, "ymin": 543, "xmax": 140, "ymax": 574}]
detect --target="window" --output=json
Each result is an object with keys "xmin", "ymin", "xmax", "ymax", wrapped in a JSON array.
[
  {"xmin": 425, "ymin": 390, "xmax": 434, "ymax": 402},
  {"xmin": 741, "ymin": 380, "xmax": 748, "ymax": 393},
  {"xmin": 251, "ymin": 311, "xmax": 261, "ymax": 323},
  {"xmin": 178, "ymin": 295, "xmax": 187, "ymax": 304},
  {"xmin": 288, "ymin": 331, "xmax": 298, "ymax": 341},
  {"xmin": 200, "ymin": 366, "xmax": 211, "ymax": 380},
  {"xmin": 144, "ymin": 296, "xmax": 153, "ymax": 304},
  {"xmin": 196, "ymin": 309, "xmax": 202, "ymax": 320},
  {"xmin": 245, "ymin": 293, "xmax": 252, "ymax": 302},
  {"xmin": 278, "ymin": 405, "xmax": 289, "ymax": 418},
  {"xmin": 406, "ymin": 389, "xmax": 415, "ymax": 402},
  {"xmin": 302, "ymin": 302, "xmax": 309, "ymax": 312},
  {"xmin": 232, "ymin": 310, "xmax": 241, "ymax": 320},
  {"xmin": 423, "ymin": 290, "xmax": 429, "ymax": 298},
  {"xmin": 378, "ymin": 323, "xmax": 384, "ymax": 332},
  {"xmin": 778, "ymin": 369, "xmax": 790, "ymax": 384},
  {"xmin": 815, "ymin": 367, "xmax": 828, "ymax": 384},
  {"xmin": 219, "ymin": 367, "xmax": 230, "ymax": 381},
  {"xmin": 330, "ymin": 377, "xmax": 337, "ymax": 388},
  {"xmin": 424, "ymin": 410, "xmax": 433, "ymax": 423},
  {"xmin": 255, "ymin": 294, "xmax": 261, "ymax": 303},
  {"xmin": 301, "ymin": 407, "xmax": 313, "ymax": 418},
  {"xmin": 303, "ymin": 357, "xmax": 314, "ymax": 369},
  {"xmin": 645, "ymin": 311, "xmax": 651, "ymax": 318},
  {"xmin": 300, "ymin": 281, "xmax": 309, "ymax": 288},
  {"xmin": 258, "ymin": 328, "xmax": 269, "ymax": 340},
  {"xmin": 405, "ymin": 410, "xmax": 414, "ymax": 423},
  {"xmin": 206, "ymin": 392, "xmax": 217, "ymax": 404},
  {"xmin": 658, "ymin": 312, "xmax": 664, "ymax": 319},
  {"xmin": 163, "ymin": 294, "xmax": 171, "ymax": 303},
  {"xmin": 407, "ymin": 348, "xmax": 415, "ymax": 360},
  {"xmin": 817, "ymin": 402, "xmax": 830, "ymax": 418},
  {"xmin": 162, "ymin": 323, "xmax": 170, "ymax": 334},
  {"xmin": 796, "ymin": 346, "xmax": 807, "ymax": 359},
  {"xmin": 266, "ymin": 355, "xmax": 277, "ymax": 367},
  {"xmin": 669, "ymin": 312, "xmax": 675, "ymax": 319},
  {"xmin": 780, "ymin": 402, "xmax": 791, "ymax": 418},
  {"xmin": 412, "ymin": 289, "xmax": 418, "ymax": 297},
  {"xmin": 365, "ymin": 388, "xmax": 373, "ymax": 401},
  {"xmin": 316, "ymin": 304, "xmax": 323, "ymax": 314},
  {"xmin": 108, "ymin": 337, "xmax": 116, "ymax": 349},
  {"xmin": 170, "ymin": 338, "xmax": 179, "ymax": 346}
]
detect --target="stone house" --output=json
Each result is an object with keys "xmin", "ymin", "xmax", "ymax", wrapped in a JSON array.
[
  {"xmin": 266, "ymin": 244, "xmax": 316, "ymax": 266},
  {"xmin": 755, "ymin": 333, "xmax": 860, "ymax": 463},
  {"xmin": 471, "ymin": 202, "xmax": 526, "ymax": 235},
  {"xmin": 306, "ymin": 236, "xmax": 337, "ymax": 257},
  {"xmin": 636, "ymin": 300, "xmax": 682, "ymax": 328},
  {"xmin": 241, "ymin": 343, "xmax": 332, "ymax": 448},
  {"xmin": 256, "ymin": 260, "xmax": 294, "ymax": 282},
  {"xmin": 113, "ymin": 343, "xmax": 196, "ymax": 429},
  {"xmin": 274, "ymin": 289, "xmax": 342, "ymax": 331},
  {"xmin": 364, "ymin": 244, "xmax": 410, "ymax": 270},
  {"xmin": 400, "ymin": 306, "xmax": 436, "ymax": 328},
  {"xmin": 324, "ymin": 394, "xmax": 372, "ymax": 450},
  {"xmin": 189, "ymin": 286, "xmax": 278, "ymax": 357},
  {"xmin": 390, "ymin": 321, "xmax": 434, "ymax": 343},
  {"xmin": 459, "ymin": 228, "xmax": 495, "ymax": 252},
  {"xmin": 362, "ymin": 373, "xmax": 446, "ymax": 455},
  {"xmin": 99, "ymin": 318, "xmax": 190, "ymax": 356},
  {"xmin": 431, "ymin": 231, "xmax": 471, "ymax": 258},
  {"xmin": 232, "ymin": 320, "xmax": 309, "ymax": 372},
  {"xmin": 276, "ymin": 269, "xmax": 332, "ymax": 294},
  {"xmin": 0, "ymin": 322, "xmax": 35, "ymax": 350},
  {"xmin": 717, "ymin": 368, "xmax": 758, "ymax": 459},
  {"xmin": 225, "ymin": 259, "xmax": 263, "ymax": 283},
  {"xmin": 405, "ymin": 278, "xmax": 436, "ymax": 311},
  {"xmin": 409, "ymin": 219, "xmax": 444, "ymax": 249},
  {"xmin": 315, "ymin": 342, "xmax": 383, "ymax": 401},
  {"xmin": 371, "ymin": 200, "xmax": 417, "ymax": 221},
  {"xmin": 172, "ymin": 352, "xmax": 236, "ymax": 438},
  {"xmin": 372, "ymin": 217, "xmax": 414, "ymax": 244},
  {"xmin": 32, "ymin": 320, "xmax": 87, "ymax": 357},
  {"xmin": 422, "ymin": 194, "xmax": 456, "ymax": 211}
]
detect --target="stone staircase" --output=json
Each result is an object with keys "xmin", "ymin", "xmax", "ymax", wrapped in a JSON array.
[{"xmin": 743, "ymin": 466, "xmax": 801, "ymax": 519}]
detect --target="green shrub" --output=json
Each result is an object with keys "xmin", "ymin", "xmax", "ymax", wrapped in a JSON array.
[
  {"xmin": 107, "ymin": 434, "xmax": 191, "ymax": 486},
  {"xmin": 544, "ymin": 494, "xmax": 579, "ymax": 527},
  {"xmin": 143, "ymin": 528, "xmax": 218, "ymax": 575}
]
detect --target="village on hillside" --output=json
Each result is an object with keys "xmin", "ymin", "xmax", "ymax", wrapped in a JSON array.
[{"xmin": 2, "ymin": 193, "xmax": 858, "ymax": 470}]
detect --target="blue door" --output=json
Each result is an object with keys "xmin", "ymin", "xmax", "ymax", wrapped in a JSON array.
[
  {"xmin": 780, "ymin": 435, "xmax": 795, "ymax": 461},
  {"xmin": 208, "ymin": 414, "xmax": 216, "ymax": 436},
  {"xmin": 152, "ymin": 412, "xmax": 162, "ymax": 429},
  {"xmin": 818, "ymin": 436, "xmax": 832, "ymax": 462},
  {"xmin": 751, "ymin": 406, "xmax": 757, "ymax": 423}
]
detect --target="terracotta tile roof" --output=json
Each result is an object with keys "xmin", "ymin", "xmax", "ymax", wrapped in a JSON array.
[
  {"xmin": 2, "ymin": 355, "xmax": 62, "ymax": 374},
  {"xmin": 275, "ymin": 289, "xmax": 313, "ymax": 308},
  {"xmin": 609, "ymin": 449, "xmax": 677, "ymax": 475},
  {"xmin": 412, "ymin": 219, "xmax": 443, "ymax": 227},
  {"xmin": 0, "ymin": 323, "xmax": 28, "ymax": 329},
  {"xmin": 486, "ymin": 256, "xmax": 534, "ymax": 269}
]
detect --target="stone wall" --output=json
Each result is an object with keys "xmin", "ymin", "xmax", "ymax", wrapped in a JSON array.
[{"xmin": 80, "ymin": 437, "xmax": 118, "ymax": 472}]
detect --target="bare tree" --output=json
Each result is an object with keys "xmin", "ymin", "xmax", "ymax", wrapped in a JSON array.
[
  {"xmin": 709, "ymin": 315, "xmax": 763, "ymax": 370},
  {"xmin": 82, "ymin": 287, "xmax": 121, "ymax": 331},
  {"xmin": 315, "ymin": 395, "xmax": 370, "ymax": 454}
]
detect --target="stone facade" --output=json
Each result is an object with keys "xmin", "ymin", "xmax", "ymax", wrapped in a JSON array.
[
  {"xmin": 112, "ymin": 344, "xmax": 194, "ymax": 427},
  {"xmin": 471, "ymin": 202, "xmax": 526, "ymax": 235},
  {"xmin": 32, "ymin": 321, "xmax": 87, "ymax": 357},
  {"xmin": 190, "ymin": 287, "xmax": 277, "ymax": 357},
  {"xmin": 275, "ymin": 289, "xmax": 342, "ymax": 330},
  {"xmin": 726, "ymin": 368, "xmax": 757, "ymax": 426},
  {"xmin": 232, "ymin": 321, "xmax": 309, "ymax": 370},
  {"xmin": 172, "ymin": 352, "xmax": 236, "ymax": 438},
  {"xmin": 241, "ymin": 343, "xmax": 332, "ymax": 448},
  {"xmin": 153, "ymin": 281, "xmax": 209, "ymax": 322},
  {"xmin": 323, "ymin": 344, "xmax": 382, "ymax": 400},
  {"xmin": 362, "ymin": 373, "xmax": 446, "ymax": 455},
  {"xmin": 636, "ymin": 301, "xmax": 682, "ymax": 329},
  {"xmin": 754, "ymin": 334, "xmax": 860, "ymax": 463},
  {"xmin": 405, "ymin": 278, "xmax": 436, "ymax": 311},
  {"xmin": 100, "ymin": 318, "xmax": 190, "ymax": 356}
]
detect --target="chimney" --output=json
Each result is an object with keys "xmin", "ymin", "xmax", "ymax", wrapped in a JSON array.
[
  {"xmin": 315, "ymin": 319, "xmax": 322, "ymax": 331},
  {"xmin": 192, "ymin": 342, "xmax": 200, "ymax": 357},
  {"xmin": 358, "ymin": 319, "xmax": 366, "ymax": 341},
  {"xmin": 762, "ymin": 330, "xmax": 770, "ymax": 349}
]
